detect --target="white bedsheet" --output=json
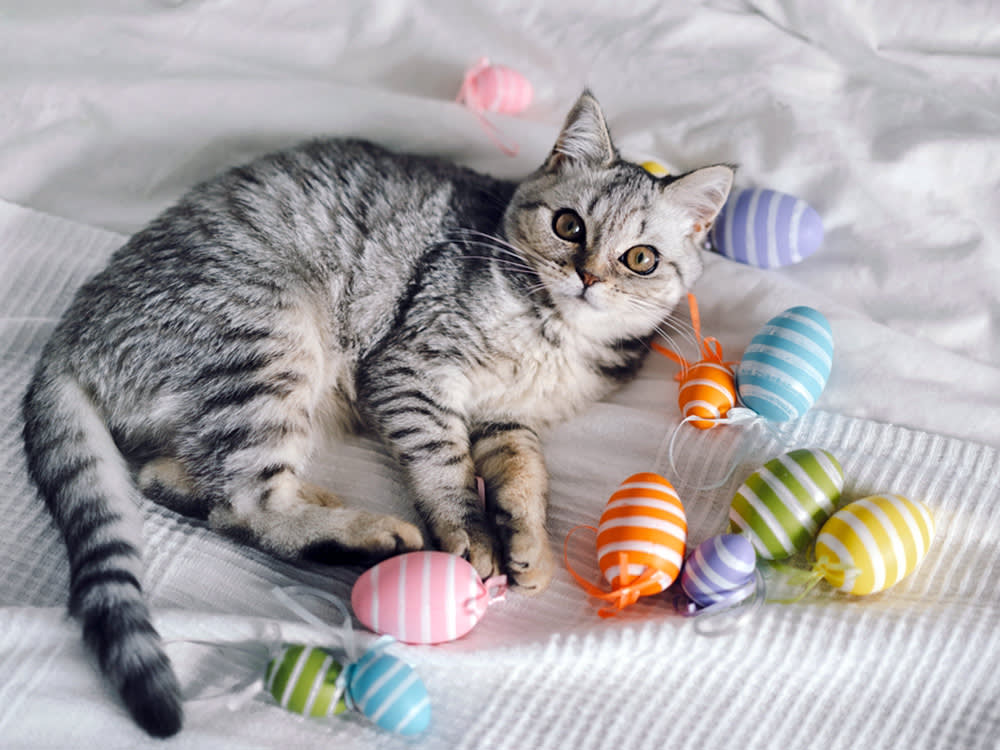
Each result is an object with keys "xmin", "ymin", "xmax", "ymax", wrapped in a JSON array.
[{"xmin": 1, "ymin": 2, "xmax": 998, "ymax": 749}]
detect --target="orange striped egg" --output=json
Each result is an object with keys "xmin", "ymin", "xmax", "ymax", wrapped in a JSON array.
[
  {"xmin": 596, "ymin": 473, "xmax": 687, "ymax": 597},
  {"xmin": 677, "ymin": 359, "xmax": 737, "ymax": 430}
]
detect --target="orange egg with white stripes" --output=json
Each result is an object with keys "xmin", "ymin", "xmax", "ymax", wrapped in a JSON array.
[
  {"xmin": 651, "ymin": 293, "xmax": 738, "ymax": 430},
  {"xmin": 596, "ymin": 472, "xmax": 687, "ymax": 598},
  {"xmin": 814, "ymin": 494, "xmax": 934, "ymax": 596},
  {"xmin": 676, "ymin": 359, "xmax": 737, "ymax": 429}
]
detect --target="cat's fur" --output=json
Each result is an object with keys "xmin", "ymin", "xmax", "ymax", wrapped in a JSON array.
[{"xmin": 21, "ymin": 91, "xmax": 733, "ymax": 737}]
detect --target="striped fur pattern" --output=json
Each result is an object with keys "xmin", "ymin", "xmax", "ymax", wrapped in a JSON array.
[{"xmin": 20, "ymin": 91, "xmax": 733, "ymax": 736}]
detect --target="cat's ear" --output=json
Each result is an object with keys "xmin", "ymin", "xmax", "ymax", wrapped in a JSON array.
[
  {"xmin": 663, "ymin": 165, "xmax": 735, "ymax": 236},
  {"xmin": 545, "ymin": 90, "xmax": 618, "ymax": 171}
]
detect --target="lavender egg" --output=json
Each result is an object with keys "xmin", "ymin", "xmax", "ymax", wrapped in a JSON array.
[
  {"xmin": 681, "ymin": 534, "xmax": 757, "ymax": 608},
  {"xmin": 710, "ymin": 188, "xmax": 823, "ymax": 268}
]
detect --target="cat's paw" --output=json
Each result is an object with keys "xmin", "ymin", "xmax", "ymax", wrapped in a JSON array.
[
  {"xmin": 435, "ymin": 521, "xmax": 500, "ymax": 581},
  {"xmin": 299, "ymin": 511, "xmax": 424, "ymax": 565},
  {"xmin": 504, "ymin": 527, "xmax": 555, "ymax": 594},
  {"xmin": 361, "ymin": 513, "xmax": 426, "ymax": 557}
]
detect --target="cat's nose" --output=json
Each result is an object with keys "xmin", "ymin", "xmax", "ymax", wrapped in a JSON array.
[{"xmin": 577, "ymin": 268, "xmax": 602, "ymax": 287}]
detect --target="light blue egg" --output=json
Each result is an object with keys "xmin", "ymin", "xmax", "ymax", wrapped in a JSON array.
[
  {"xmin": 710, "ymin": 188, "xmax": 824, "ymax": 268},
  {"xmin": 346, "ymin": 646, "xmax": 431, "ymax": 736},
  {"xmin": 736, "ymin": 306, "xmax": 833, "ymax": 422},
  {"xmin": 681, "ymin": 534, "xmax": 757, "ymax": 607}
]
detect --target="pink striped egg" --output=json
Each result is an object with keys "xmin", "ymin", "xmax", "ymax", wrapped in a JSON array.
[
  {"xmin": 457, "ymin": 57, "xmax": 533, "ymax": 114},
  {"xmin": 351, "ymin": 551, "xmax": 507, "ymax": 644}
]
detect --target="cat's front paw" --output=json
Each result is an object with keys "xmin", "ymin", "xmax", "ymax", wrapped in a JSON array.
[
  {"xmin": 505, "ymin": 527, "xmax": 555, "ymax": 594},
  {"xmin": 435, "ymin": 521, "xmax": 500, "ymax": 581}
]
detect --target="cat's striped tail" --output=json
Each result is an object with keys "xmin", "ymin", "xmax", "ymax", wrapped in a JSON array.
[{"xmin": 22, "ymin": 369, "xmax": 183, "ymax": 737}]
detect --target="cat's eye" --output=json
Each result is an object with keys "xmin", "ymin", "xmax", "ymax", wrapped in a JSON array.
[
  {"xmin": 552, "ymin": 209, "xmax": 585, "ymax": 243},
  {"xmin": 620, "ymin": 245, "xmax": 659, "ymax": 275}
]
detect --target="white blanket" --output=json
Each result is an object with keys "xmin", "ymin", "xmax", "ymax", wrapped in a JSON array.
[{"xmin": 1, "ymin": 2, "xmax": 998, "ymax": 748}]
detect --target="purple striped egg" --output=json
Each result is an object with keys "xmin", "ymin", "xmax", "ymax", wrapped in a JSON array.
[
  {"xmin": 710, "ymin": 188, "xmax": 823, "ymax": 268},
  {"xmin": 681, "ymin": 534, "xmax": 757, "ymax": 607},
  {"xmin": 351, "ymin": 551, "xmax": 507, "ymax": 644}
]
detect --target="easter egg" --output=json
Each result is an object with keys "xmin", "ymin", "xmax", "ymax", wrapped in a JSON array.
[
  {"xmin": 264, "ymin": 644, "xmax": 348, "ymax": 718},
  {"xmin": 681, "ymin": 534, "xmax": 757, "ymax": 607},
  {"xmin": 736, "ymin": 306, "xmax": 834, "ymax": 422},
  {"xmin": 729, "ymin": 448, "xmax": 844, "ymax": 560},
  {"xmin": 596, "ymin": 472, "xmax": 687, "ymax": 597},
  {"xmin": 347, "ymin": 647, "xmax": 431, "ymax": 736},
  {"xmin": 678, "ymin": 359, "xmax": 737, "ymax": 429},
  {"xmin": 710, "ymin": 187, "xmax": 824, "ymax": 268},
  {"xmin": 351, "ymin": 550, "xmax": 507, "ymax": 645},
  {"xmin": 640, "ymin": 160, "xmax": 670, "ymax": 177},
  {"xmin": 814, "ymin": 494, "xmax": 934, "ymax": 595},
  {"xmin": 458, "ymin": 57, "xmax": 533, "ymax": 114}
]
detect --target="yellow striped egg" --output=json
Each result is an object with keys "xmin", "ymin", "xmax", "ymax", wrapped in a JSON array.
[
  {"xmin": 729, "ymin": 448, "xmax": 844, "ymax": 560},
  {"xmin": 814, "ymin": 494, "xmax": 934, "ymax": 595}
]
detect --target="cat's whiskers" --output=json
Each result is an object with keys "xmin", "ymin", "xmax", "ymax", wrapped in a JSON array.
[
  {"xmin": 450, "ymin": 240, "xmax": 538, "ymax": 268},
  {"xmin": 457, "ymin": 254, "xmax": 539, "ymax": 275},
  {"xmin": 446, "ymin": 228, "xmax": 562, "ymax": 275},
  {"xmin": 617, "ymin": 296, "xmax": 700, "ymax": 354}
]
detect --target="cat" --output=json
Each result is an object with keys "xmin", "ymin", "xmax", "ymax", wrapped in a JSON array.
[{"xmin": 21, "ymin": 90, "xmax": 733, "ymax": 737}]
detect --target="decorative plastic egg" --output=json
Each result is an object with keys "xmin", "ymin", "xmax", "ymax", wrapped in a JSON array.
[
  {"xmin": 710, "ymin": 187, "xmax": 824, "ymax": 268},
  {"xmin": 265, "ymin": 644, "xmax": 348, "ymax": 718},
  {"xmin": 457, "ymin": 57, "xmax": 533, "ymax": 115},
  {"xmin": 681, "ymin": 534, "xmax": 757, "ymax": 607},
  {"xmin": 345, "ymin": 645, "xmax": 432, "ymax": 736},
  {"xmin": 596, "ymin": 472, "xmax": 687, "ymax": 597},
  {"xmin": 640, "ymin": 160, "xmax": 670, "ymax": 177},
  {"xmin": 729, "ymin": 448, "xmax": 844, "ymax": 560},
  {"xmin": 677, "ymin": 359, "xmax": 737, "ymax": 429},
  {"xmin": 814, "ymin": 494, "xmax": 934, "ymax": 595},
  {"xmin": 351, "ymin": 551, "xmax": 507, "ymax": 645},
  {"xmin": 736, "ymin": 306, "xmax": 834, "ymax": 422}
]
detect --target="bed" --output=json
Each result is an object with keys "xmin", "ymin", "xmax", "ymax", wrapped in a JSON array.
[{"xmin": 2, "ymin": 1, "xmax": 998, "ymax": 748}]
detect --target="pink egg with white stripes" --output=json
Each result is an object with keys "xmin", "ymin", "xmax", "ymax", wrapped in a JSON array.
[
  {"xmin": 710, "ymin": 188, "xmax": 823, "ymax": 268},
  {"xmin": 351, "ymin": 551, "xmax": 508, "ymax": 644},
  {"xmin": 457, "ymin": 57, "xmax": 533, "ymax": 114}
]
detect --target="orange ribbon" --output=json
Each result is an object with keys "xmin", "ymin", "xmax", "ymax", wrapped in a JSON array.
[
  {"xmin": 651, "ymin": 293, "xmax": 737, "ymax": 381},
  {"xmin": 563, "ymin": 526, "xmax": 664, "ymax": 618}
]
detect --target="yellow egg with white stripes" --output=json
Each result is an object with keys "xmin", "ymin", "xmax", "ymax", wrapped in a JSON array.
[{"xmin": 814, "ymin": 494, "xmax": 934, "ymax": 595}]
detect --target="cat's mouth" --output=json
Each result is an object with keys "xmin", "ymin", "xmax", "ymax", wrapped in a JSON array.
[{"xmin": 573, "ymin": 284, "xmax": 604, "ymax": 310}]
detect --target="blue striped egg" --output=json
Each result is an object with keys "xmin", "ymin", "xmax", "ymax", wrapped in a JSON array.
[
  {"xmin": 346, "ymin": 646, "xmax": 431, "ymax": 736},
  {"xmin": 736, "ymin": 306, "xmax": 833, "ymax": 422},
  {"xmin": 710, "ymin": 188, "xmax": 824, "ymax": 268},
  {"xmin": 681, "ymin": 534, "xmax": 757, "ymax": 607}
]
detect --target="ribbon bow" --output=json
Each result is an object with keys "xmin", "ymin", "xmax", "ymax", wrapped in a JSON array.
[
  {"xmin": 563, "ymin": 527, "xmax": 668, "ymax": 618},
  {"xmin": 651, "ymin": 292, "xmax": 738, "ymax": 380}
]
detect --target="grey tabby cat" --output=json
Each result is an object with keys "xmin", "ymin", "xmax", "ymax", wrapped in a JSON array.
[{"xmin": 21, "ymin": 91, "xmax": 732, "ymax": 737}]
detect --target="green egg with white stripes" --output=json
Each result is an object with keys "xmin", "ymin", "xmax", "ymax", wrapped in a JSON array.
[
  {"xmin": 728, "ymin": 448, "xmax": 844, "ymax": 560},
  {"xmin": 265, "ymin": 644, "xmax": 349, "ymax": 718}
]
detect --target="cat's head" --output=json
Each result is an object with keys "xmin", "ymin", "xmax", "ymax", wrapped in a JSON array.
[{"xmin": 504, "ymin": 91, "xmax": 733, "ymax": 342}]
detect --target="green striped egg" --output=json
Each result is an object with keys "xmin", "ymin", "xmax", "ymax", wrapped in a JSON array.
[
  {"xmin": 265, "ymin": 644, "xmax": 348, "ymax": 718},
  {"xmin": 729, "ymin": 448, "xmax": 844, "ymax": 559}
]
